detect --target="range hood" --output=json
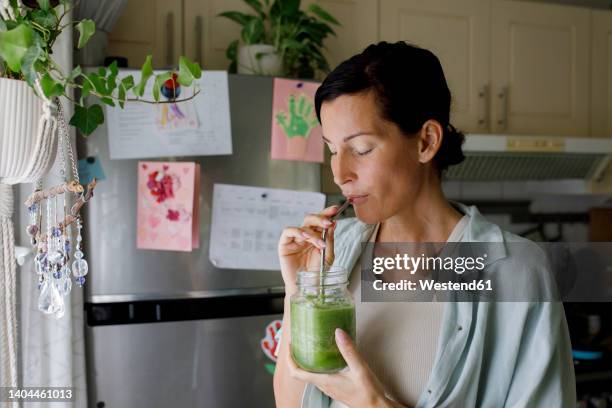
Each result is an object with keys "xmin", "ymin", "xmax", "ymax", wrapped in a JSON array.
[{"xmin": 445, "ymin": 134, "xmax": 612, "ymax": 193}]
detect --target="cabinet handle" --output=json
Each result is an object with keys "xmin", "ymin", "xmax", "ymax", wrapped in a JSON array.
[
  {"xmin": 478, "ymin": 84, "xmax": 489, "ymax": 129},
  {"xmin": 497, "ymin": 86, "xmax": 508, "ymax": 130},
  {"xmin": 166, "ymin": 12, "xmax": 174, "ymax": 67},
  {"xmin": 195, "ymin": 16, "xmax": 203, "ymax": 66}
]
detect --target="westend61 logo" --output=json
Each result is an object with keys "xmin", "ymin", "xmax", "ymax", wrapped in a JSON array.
[
  {"xmin": 362, "ymin": 242, "xmax": 612, "ymax": 302},
  {"xmin": 371, "ymin": 253, "xmax": 488, "ymax": 275}
]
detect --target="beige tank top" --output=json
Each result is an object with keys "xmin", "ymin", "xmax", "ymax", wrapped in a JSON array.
[{"xmin": 330, "ymin": 215, "xmax": 469, "ymax": 407}]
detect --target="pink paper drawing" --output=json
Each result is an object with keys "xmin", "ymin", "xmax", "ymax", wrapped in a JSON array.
[
  {"xmin": 137, "ymin": 161, "xmax": 200, "ymax": 251},
  {"xmin": 271, "ymin": 78, "xmax": 324, "ymax": 163}
]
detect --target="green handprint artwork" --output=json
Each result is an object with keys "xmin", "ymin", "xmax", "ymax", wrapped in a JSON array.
[{"xmin": 276, "ymin": 93, "xmax": 319, "ymax": 139}]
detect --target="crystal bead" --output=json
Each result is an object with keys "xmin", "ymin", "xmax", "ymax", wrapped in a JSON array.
[
  {"xmin": 47, "ymin": 250, "xmax": 63, "ymax": 265},
  {"xmin": 76, "ymin": 234, "xmax": 82, "ymax": 242},
  {"xmin": 74, "ymin": 250, "xmax": 84, "ymax": 260},
  {"xmin": 64, "ymin": 240, "xmax": 71, "ymax": 253},
  {"xmin": 38, "ymin": 279, "xmax": 62, "ymax": 314},
  {"xmin": 72, "ymin": 259, "xmax": 88, "ymax": 277},
  {"xmin": 54, "ymin": 298, "xmax": 65, "ymax": 319},
  {"xmin": 34, "ymin": 253, "xmax": 47, "ymax": 275},
  {"xmin": 28, "ymin": 203, "xmax": 38, "ymax": 213},
  {"xmin": 52, "ymin": 227, "xmax": 61, "ymax": 237},
  {"xmin": 53, "ymin": 270, "xmax": 61, "ymax": 279},
  {"xmin": 56, "ymin": 275, "xmax": 72, "ymax": 297},
  {"xmin": 26, "ymin": 224, "xmax": 38, "ymax": 236},
  {"xmin": 75, "ymin": 276, "xmax": 86, "ymax": 287},
  {"xmin": 30, "ymin": 237, "xmax": 37, "ymax": 246},
  {"xmin": 61, "ymin": 265, "xmax": 71, "ymax": 278}
]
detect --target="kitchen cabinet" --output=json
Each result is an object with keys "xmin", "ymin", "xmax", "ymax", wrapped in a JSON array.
[
  {"xmin": 309, "ymin": 0, "xmax": 378, "ymax": 72},
  {"xmin": 108, "ymin": 0, "xmax": 378, "ymax": 73},
  {"xmin": 184, "ymin": 0, "xmax": 248, "ymax": 71},
  {"xmin": 107, "ymin": 0, "xmax": 605, "ymax": 139},
  {"xmin": 106, "ymin": 0, "xmax": 182, "ymax": 69},
  {"xmin": 106, "ymin": 0, "xmax": 242, "ymax": 70},
  {"xmin": 591, "ymin": 8, "xmax": 612, "ymax": 138},
  {"xmin": 380, "ymin": 0, "xmax": 491, "ymax": 134},
  {"xmin": 184, "ymin": 0, "xmax": 379, "ymax": 73},
  {"xmin": 491, "ymin": 0, "xmax": 590, "ymax": 136},
  {"xmin": 379, "ymin": 0, "xmax": 591, "ymax": 137}
]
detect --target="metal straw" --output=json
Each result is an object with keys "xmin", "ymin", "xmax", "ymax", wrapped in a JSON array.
[{"xmin": 318, "ymin": 199, "xmax": 352, "ymax": 299}]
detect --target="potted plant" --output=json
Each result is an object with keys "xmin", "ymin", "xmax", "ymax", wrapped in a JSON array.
[
  {"xmin": 0, "ymin": 0, "xmax": 202, "ymax": 179},
  {"xmin": 219, "ymin": 0, "xmax": 339, "ymax": 79}
]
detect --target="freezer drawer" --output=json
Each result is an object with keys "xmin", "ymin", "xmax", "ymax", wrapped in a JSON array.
[{"xmin": 87, "ymin": 314, "xmax": 282, "ymax": 407}]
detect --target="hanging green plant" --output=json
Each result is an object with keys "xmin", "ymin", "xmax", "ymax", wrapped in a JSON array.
[{"xmin": 0, "ymin": 0, "xmax": 202, "ymax": 136}]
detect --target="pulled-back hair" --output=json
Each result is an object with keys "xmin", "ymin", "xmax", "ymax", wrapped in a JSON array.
[{"xmin": 315, "ymin": 41, "xmax": 465, "ymax": 172}]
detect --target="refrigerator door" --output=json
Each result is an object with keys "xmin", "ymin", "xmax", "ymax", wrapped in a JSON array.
[
  {"xmin": 81, "ymin": 74, "xmax": 321, "ymax": 296},
  {"xmin": 81, "ymin": 74, "xmax": 321, "ymax": 407}
]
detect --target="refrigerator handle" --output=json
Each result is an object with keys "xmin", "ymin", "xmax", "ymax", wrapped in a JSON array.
[
  {"xmin": 195, "ymin": 15, "xmax": 204, "ymax": 66},
  {"xmin": 166, "ymin": 12, "xmax": 174, "ymax": 67}
]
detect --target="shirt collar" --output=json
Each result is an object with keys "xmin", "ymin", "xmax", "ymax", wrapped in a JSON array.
[{"xmin": 358, "ymin": 202, "xmax": 509, "ymax": 266}]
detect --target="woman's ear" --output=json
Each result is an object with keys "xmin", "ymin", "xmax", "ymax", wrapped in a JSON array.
[{"xmin": 417, "ymin": 120, "xmax": 443, "ymax": 164}]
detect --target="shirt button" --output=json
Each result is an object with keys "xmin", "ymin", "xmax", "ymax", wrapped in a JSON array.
[
  {"xmin": 427, "ymin": 389, "xmax": 432, "ymax": 394},
  {"xmin": 458, "ymin": 325, "xmax": 463, "ymax": 331}
]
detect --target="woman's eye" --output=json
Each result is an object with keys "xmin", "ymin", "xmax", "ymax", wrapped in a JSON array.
[{"xmin": 356, "ymin": 148, "xmax": 373, "ymax": 156}]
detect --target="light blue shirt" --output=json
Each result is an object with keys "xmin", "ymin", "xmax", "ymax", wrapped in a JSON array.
[{"xmin": 301, "ymin": 203, "xmax": 576, "ymax": 407}]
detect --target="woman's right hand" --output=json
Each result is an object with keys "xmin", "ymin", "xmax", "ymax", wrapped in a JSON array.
[{"xmin": 278, "ymin": 205, "xmax": 340, "ymax": 294}]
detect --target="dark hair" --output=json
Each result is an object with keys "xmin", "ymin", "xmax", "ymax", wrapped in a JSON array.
[{"xmin": 314, "ymin": 41, "xmax": 465, "ymax": 172}]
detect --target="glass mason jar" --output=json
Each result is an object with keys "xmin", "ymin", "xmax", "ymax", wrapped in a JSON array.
[{"xmin": 290, "ymin": 266, "xmax": 356, "ymax": 373}]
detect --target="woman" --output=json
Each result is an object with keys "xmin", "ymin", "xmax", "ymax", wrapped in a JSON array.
[{"xmin": 274, "ymin": 42, "xmax": 575, "ymax": 408}]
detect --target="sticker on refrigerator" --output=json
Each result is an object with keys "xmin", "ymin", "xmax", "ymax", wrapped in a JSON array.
[{"xmin": 208, "ymin": 183, "xmax": 325, "ymax": 270}]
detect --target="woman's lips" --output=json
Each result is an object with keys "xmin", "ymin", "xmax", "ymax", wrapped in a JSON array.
[{"xmin": 347, "ymin": 195, "xmax": 368, "ymax": 204}]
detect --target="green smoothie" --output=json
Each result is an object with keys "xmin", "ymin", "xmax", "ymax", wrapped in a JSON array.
[{"xmin": 290, "ymin": 297, "xmax": 356, "ymax": 373}]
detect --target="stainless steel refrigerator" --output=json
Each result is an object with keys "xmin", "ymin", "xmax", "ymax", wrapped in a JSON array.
[{"xmin": 81, "ymin": 74, "xmax": 321, "ymax": 407}]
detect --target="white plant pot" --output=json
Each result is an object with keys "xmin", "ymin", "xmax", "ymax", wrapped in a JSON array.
[
  {"xmin": 0, "ymin": 78, "xmax": 57, "ymax": 183},
  {"xmin": 237, "ymin": 44, "xmax": 283, "ymax": 76}
]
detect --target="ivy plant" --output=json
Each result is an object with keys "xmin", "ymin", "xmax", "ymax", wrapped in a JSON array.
[{"xmin": 0, "ymin": 0, "xmax": 202, "ymax": 135}]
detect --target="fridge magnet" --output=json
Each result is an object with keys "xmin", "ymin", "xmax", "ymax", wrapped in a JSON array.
[
  {"xmin": 77, "ymin": 156, "xmax": 106, "ymax": 186},
  {"xmin": 23, "ymin": 102, "xmax": 96, "ymax": 319},
  {"xmin": 156, "ymin": 74, "xmax": 199, "ymax": 133},
  {"xmin": 261, "ymin": 319, "xmax": 282, "ymax": 375},
  {"xmin": 271, "ymin": 78, "xmax": 324, "ymax": 163},
  {"xmin": 137, "ymin": 161, "xmax": 200, "ymax": 251}
]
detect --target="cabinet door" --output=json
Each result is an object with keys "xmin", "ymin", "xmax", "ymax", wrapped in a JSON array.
[
  {"xmin": 591, "ymin": 9, "xmax": 612, "ymax": 138},
  {"xmin": 491, "ymin": 0, "xmax": 590, "ymax": 136},
  {"xmin": 184, "ymin": 0, "xmax": 256, "ymax": 71},
  {"xmin": 107, "ymin": 0, "xmax": 182, "ymax": 69},
  {"xmin": 307, "ymin": 0, "xmax": 378, "ymax": 72},
  {"xmin": 379, "ymin": 0, "xmax": 491, "ymax": 133}
]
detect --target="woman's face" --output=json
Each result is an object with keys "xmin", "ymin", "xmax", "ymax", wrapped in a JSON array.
[{"xmin": 320, "ymin": 91, "xmax": 428, "ymax": 224}]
